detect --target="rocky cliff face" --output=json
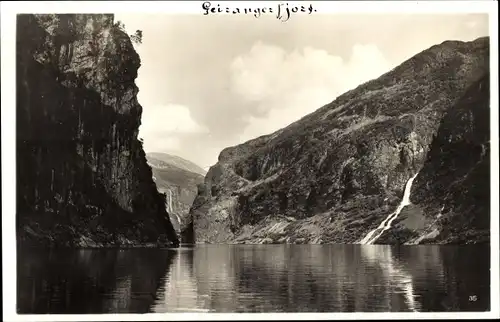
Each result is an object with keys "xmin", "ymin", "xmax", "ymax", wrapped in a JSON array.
[
  {"xmin": 407, "ymin": 74, "xmax": 490, "ymax": 244},
  {"xmin": 16, "ymin": 14, "xmax": 179, "ymax": 247},
  {"xmin": 189, "ymin": 37, "xmax": 490, "ymax": 245},
  {"xmin": 146, "ymin": 153, "xmax": 204, "ymax": 236}
]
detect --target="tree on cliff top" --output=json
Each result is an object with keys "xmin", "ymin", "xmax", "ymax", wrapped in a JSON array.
[
  {"xmin": 114, "ymin": 20, "xmax": 126, "ymax": 30},
  {"xmin": 130, "ymin": 30, "xmax": 143, "ymax": 45},
  {"xmin": 114, "ymin": 20, "xmax": 142, "ymax": 45}
]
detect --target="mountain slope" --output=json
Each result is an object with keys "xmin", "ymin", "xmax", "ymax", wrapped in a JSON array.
[
  {"xmin": 146, "ymin": 153, "xmax": 205, "ymax": 236},
  {"xmin": 188, "ymin": 37, "xmax": 490, "ymax": 245},
  {"xmin": 16, "ymin": 14, "xmax": 179, "ymax": 247},
  {"xmin": 147, "ymin": 152, "xmax": 207, "ymax": 176}
]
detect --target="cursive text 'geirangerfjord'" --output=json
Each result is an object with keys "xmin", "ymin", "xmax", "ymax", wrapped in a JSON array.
[{"xmin": 201, "ymin": 2, "xmax": 317, "ymax": 22}]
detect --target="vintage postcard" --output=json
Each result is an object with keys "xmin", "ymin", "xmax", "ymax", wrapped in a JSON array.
[{"xmin": 1, "ymin": 1, "xmax": 499, "ymax": 321}]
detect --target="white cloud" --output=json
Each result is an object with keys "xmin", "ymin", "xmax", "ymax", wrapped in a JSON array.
[
  {"xmin": 115, "ymin": 13, "xmax": 488, "ymax": 167},
  {"xmin": 139, "ymin": 104, "xmax": 208, "ymax": 153},
  {"xmin": 143, "ymin": 137, "xmax": 181, "ymax": 153},
  {"xmin": 466, "ymin": 21, "xmax": 478, "ymax": 29},
  {"xmin": 230, "ymin": 41, "xmax": 393, "ymax": 142},
  {"xmin": 141, "ymin": 104, "xmax": 209, "ymax": 135}
]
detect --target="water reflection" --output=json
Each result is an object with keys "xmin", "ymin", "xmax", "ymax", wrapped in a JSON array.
[
  {"xmin": 152, "ymin": 248, "xmax": 211, "ymax": 312},
  {"xmin": 17, "ymin": 245, "xmax": 490, "ymax": 313},
  {"xmin": 17, "ymin": 248, "xmax": 177, "ymax": 313},
  {"xmin": 361, "ymin": 245, "xmax": 419, "ymax": 312}
]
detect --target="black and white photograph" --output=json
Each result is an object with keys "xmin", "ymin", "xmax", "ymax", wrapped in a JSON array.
[{"xmin": 1, "ymin": 0, "xmax": 499, "ymax": 320}]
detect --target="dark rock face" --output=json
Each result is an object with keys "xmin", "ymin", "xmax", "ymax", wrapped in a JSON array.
[
  {"xmin": 146, "ymin": 153, "xmax": 204, "ymax": 236},
  {"xmin": 407, "ymin": 74, "xmax": 490, "ymax": 244},
  {"xmin": 16, "ymin": 14, "xmax": 179, "ymax": 247},
  {"xmin": 190, "ymin": 37, "xmax": 490, "ymax": 245}
]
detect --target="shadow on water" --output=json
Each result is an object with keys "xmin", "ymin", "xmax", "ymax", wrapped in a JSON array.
[{"xmin": 17, "ymin": 248, "xmax": 178, "ymax": 314}]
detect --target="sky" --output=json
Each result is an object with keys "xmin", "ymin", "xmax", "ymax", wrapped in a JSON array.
[{"xmin": 115, "ymin": 13, "xmax": 489, "ymax": 170}]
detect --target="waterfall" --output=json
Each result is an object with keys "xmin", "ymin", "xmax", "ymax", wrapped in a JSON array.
[
  {"xmin": 167, "ymin": 189, "xmax": 174, "ymax": 214},
  {"xmin": 165, "ymin": 189, "xmax": 182, "ymax": 229},
  {"xmin": 175, "ymin": 213, "xmax": 182, "ymax": 227},
  {"xmin": 359, "ymin": 171, "xmax": 420, "ymax": 245}
]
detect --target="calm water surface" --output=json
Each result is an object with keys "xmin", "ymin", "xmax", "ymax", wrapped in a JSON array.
[{"xmin": 17, "ymin": 244, "xmax": 490, "ymax": 313}]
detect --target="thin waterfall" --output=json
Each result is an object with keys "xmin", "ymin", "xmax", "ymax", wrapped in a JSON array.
[
  {"xmin": 175, "ymin": 213, "xmax": 182, "ymax": 227},
  {"xmin": 167, "ymin": 189, "xmax": 174, "ymax": 214},
  {"xmin": 359, "ymin": 171, "xmax": 420, "ymax": 245},
  {"xmin": 166, "ymin": 189, "xmax": 182, "ymax": 228}
]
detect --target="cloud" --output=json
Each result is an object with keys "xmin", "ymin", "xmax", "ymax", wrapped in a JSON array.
[
  {"xmin": 230, "ymin": 41, "xmax": 393, "ymax": 142},
  {"xmin": 140, "ymin": 104, "xmax": 209, "ymax": 135},
  {"xmin": 115, "ymin": 13, "xmax": 489, "ymax": 168},
  {"xmin": 466, "ymin": 21, "xmax": 478, "ymax": 29},
  {"xmin": 143, "ymin": 137, "xmax": 181, "ymax": 152},
  {"xmin": 139, "ymin": 104, "xmax": 208, "ymax": 152}
]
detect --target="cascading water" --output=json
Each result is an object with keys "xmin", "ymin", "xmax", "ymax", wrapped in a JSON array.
[
  {"xmin": 166, "ymin": 189, "xmax": 182, "ymax": 228},
  {"xmin": 359, "ymin": 171, "xmax": 420, "ymax": 245},
  {"xmin": 166, "ymin": 189, "xmax": 174, "ymax": 214}
]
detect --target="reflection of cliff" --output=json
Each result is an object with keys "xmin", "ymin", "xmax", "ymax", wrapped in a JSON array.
[
  {"xmin": 225, "ymin": 245, "xmax": 397, "ymax": 312},
  {"xmin": 360, "ymin": 246, "xmax": 420, "ymax": 312},
  {"xmin": 17, "ymin": 249, "xmax": 176, "ymax": 314},
  {"xmin": 152, "ymin": 245, "xmax": 490, "ymax": 313},
  {"xmin": 152, "ymin": 249, "xmax": 213, "ymax": 312},
  {"xmin": 401, "ymin": 245, "xmax": 490, "ymax": 311},
  {"xmin": 153, "ymin": 245, "xmax": 426, "ymax": 312},
  {"xmin": 360, "ymin": 245, "xmax": 490, "ymax": 312}
]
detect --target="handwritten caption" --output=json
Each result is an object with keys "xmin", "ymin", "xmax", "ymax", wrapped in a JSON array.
[{"xmin": 202, "ymin": 2, "xmax": 317, "ymax": 22}]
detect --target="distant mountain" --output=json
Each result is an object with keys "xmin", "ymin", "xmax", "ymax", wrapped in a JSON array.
[
  {"xmin": 147, "ymin": 152, "xmax": 207, "ymax": 176},
  {"xmin": 146, "ymin": 153, "xmax": 205, "ymax": 237},
  {"xmin": 186, "ymin": 37, "xmax": 490, "ymax": 245}
]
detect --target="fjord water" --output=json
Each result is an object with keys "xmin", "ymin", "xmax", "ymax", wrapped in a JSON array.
[{"xmin": 17, "ymin": 244, "xmax": 490, "ymax": 313}]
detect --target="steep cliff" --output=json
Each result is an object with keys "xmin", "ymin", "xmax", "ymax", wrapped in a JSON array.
[
  {"xmin": 146, "ymin": 153, "xmax": 204, "ymax": 235},
  {"xmin": 16, "ymin": 14, "xmax": 179, "ymax": 247},
  {"xmin": 189, "ymin": 37, "xmax": 490, "ymax": 244},
  {"xmin": 403, "ymin": 74, "xmax": 490, "ymax": 244}
]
